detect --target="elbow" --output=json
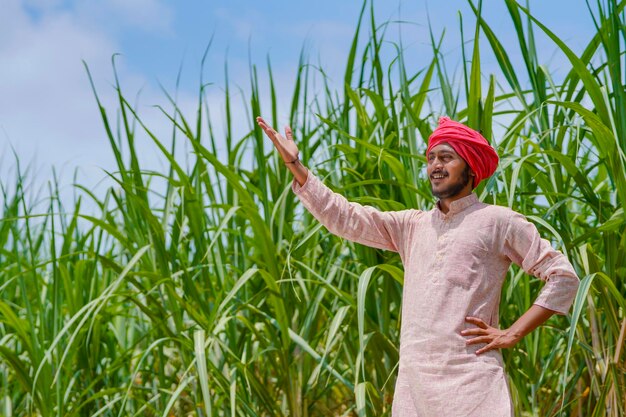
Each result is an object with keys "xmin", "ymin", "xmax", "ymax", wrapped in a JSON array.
[
  {"xmin": 561, "ymin": 272, "xmax": 581, "ymax": 314},
  {"xmin": 535, "ymin": 270, "xmax": 580, "ymax": 316}
]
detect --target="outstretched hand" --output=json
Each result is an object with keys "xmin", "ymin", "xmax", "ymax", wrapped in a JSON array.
[
  {"xmin": 256, "ymin": 116, "xmax": 299, "ymax": 163},
  {"xmin": 462, "ymin": 316, "xmax": 521, "ymax": 355}
]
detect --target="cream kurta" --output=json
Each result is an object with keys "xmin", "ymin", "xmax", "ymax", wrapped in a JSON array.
[{"xmin": 291, "ymin": 170, "xmax": 580, "ymax": 417}]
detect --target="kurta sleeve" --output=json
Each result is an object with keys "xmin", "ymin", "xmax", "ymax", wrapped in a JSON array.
[
  {"xmin": 291, "ymin": 169, "xmax": 417, "ymax": 255},
  {"xmin": 503, "ymin": 212, "xmax": 580, "ymax": 315}
]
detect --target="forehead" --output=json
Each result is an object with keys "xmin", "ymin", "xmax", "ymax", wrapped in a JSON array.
[{"xmin": 428, "ymin": 142, "xmax": 458, "ymax": 155}]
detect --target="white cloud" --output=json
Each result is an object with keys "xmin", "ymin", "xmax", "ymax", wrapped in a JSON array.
[
  {"xmin": 0, "ymin": 0, "xmax": 177, "ymax": 207},
  {"xmin": 214, "ymin": 7, "xmax": 263, "ymax": 42},
  {"xmin": 21, "ymin": 0, "xmax": 174, "ymax": 34},
  {"xmin": 22, "ymin": 0, "xmax": 65, "ymax": 13},
  {"xmin": 76, "ymin": 0, "xmax": 174, "ymax": 34}
]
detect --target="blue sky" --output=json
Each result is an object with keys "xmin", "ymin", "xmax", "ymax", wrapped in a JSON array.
[{"xmin": 0, "ymin": 0, "xmax": 596, "ymax": 199}]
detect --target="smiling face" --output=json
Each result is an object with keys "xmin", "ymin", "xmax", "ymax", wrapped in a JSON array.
[{"xmin": 427, "ymin": 143, "xmax": 474, "ymax": 199}]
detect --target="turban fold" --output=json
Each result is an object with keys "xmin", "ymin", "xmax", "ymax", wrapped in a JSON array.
[{"xmin": 426, "ymin": 116, "xmax": 499, "ymax": 188}]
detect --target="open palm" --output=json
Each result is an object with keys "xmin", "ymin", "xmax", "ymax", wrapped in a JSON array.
[{"xmin": 256, "ymin": 116, "xmax": 299, "ymax": 163}]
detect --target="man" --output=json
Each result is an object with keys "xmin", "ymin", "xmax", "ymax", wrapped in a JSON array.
[{"xmin": 256, "ymin": 115, "xmax": 580, "ymax": 417}]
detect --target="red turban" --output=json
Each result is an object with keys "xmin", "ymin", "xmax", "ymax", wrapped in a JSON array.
[{"xmin": 426, "ymin": 116, "xmax": 499, "ymax": 188}]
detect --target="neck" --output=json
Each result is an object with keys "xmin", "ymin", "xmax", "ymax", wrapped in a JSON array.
[{"xmin": 437, "ymin": 189, "xmax": 473, "ymax": 214}]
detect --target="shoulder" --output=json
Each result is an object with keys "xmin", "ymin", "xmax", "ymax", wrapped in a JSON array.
[
  {"xmin": 471, "ymin": 202, "xmax": 528, "ymax": 232},
  {"xmin": 378, "ymin": 207, "xmax": 427, "ymax": 229},
  {"xmin": 395, "ymin": 208, "xmax": 426, "ymax": 223},
  {"xmin": 477, "ymin": 202, "xmax": 523, "ymax": 219},
  {"xmin": 477, "ymin": 202, "xmax": 522, "ymax": 216}
]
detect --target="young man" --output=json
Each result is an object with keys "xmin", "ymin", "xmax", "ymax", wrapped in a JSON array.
[{"xmin": 256, "ymin": 116, "xmax": 580, "ymax": 417}]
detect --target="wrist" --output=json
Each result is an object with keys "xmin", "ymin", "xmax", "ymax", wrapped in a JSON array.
[{"xmin": 505, "ymin": 327, "xmax": 524, "ymax": 342}]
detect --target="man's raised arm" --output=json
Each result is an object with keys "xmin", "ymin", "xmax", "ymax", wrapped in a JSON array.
[{"xmin": 256, "ymin": 116, "xmax": 418, "ymax": 254}]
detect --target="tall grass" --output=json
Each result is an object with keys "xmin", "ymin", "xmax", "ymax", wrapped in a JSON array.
[{"xmin": 1, "ymin": 0, "xmax": 625, "ymax": 416}]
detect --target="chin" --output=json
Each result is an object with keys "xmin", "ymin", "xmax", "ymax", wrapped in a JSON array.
[
  {"xmin": 431, "ymin": 188, "xmax": 445, "ymax": 199},
  {"xmin": 432, "ymin": 187, "xmax": 462, "ymax": 199}
]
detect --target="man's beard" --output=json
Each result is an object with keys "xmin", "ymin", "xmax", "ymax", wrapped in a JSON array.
[{"xmin": 431, "ymin": 165, "xmax": 472, "ymax": 199}]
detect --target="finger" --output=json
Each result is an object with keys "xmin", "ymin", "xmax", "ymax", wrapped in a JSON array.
[
  {"xmin": 465, "ymin": 336, "xmax": 492, "ymax": 346},
  {"xmin": 256, "ymin": 119, "xmax": 270, "ymax": 132},
  {"xmin": 476, "ymin": 342, "xmax": 497, "ymax": 355},
  {"xmin": 256, "ymin": 116, "xmax": 267, "ymax": 125},
  {"xmin": 257, "ymin": 120, "xmax": 280, "ymax": 140},
  {"xmin": 256, "ymin": 116, "xmax": 268, "ymax": 129},
  {"xmin": 255, "ymin": 117, "xmax": 274, "ymax": 132},
  {"xmin": 285, "ymin": 126, "xmax": 293, "ymax": 141},
  {"xmin": 460, "ymin": 328, "xmax": 486, "ymax": 336},
  {"xmin": 465, "ymin": 316, "xmax": 488, "ymax": 329}
]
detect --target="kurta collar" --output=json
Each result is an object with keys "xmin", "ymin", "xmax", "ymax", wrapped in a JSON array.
[{"xmin": 435, "ymin": 192, "xmax": 479, "ymax": 218}]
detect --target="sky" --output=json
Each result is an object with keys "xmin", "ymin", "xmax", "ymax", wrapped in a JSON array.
[{"xmin": 0, "ymin": 0, "xmax": 597, "ymax": 205}]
